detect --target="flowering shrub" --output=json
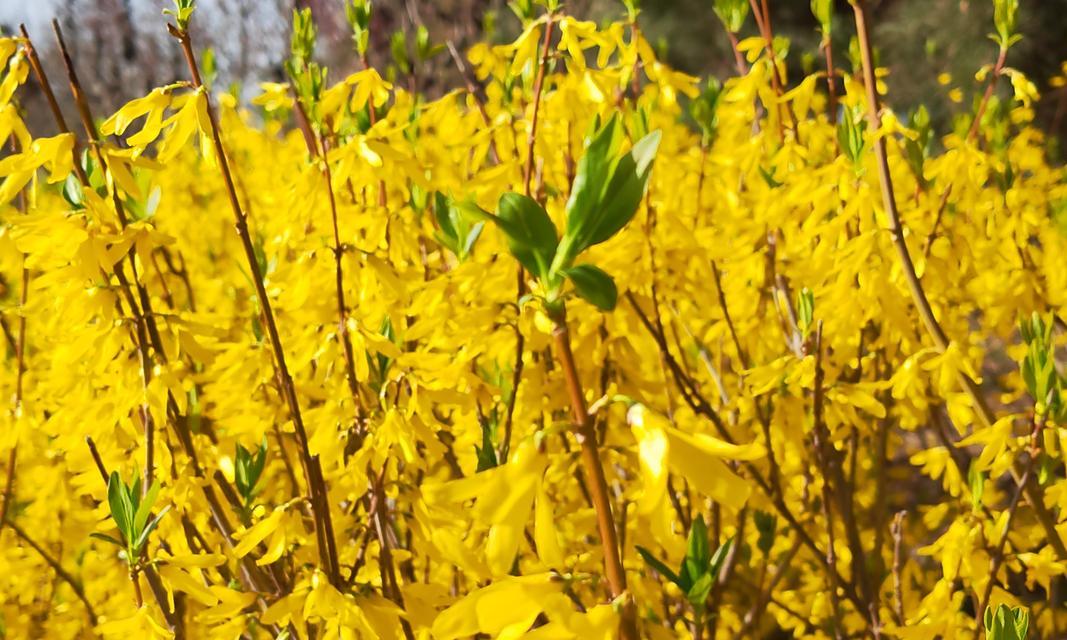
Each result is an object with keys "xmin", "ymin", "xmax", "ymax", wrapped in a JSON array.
[{"xmin": 0, "ymin": 0, "xmax": 1065, "ymax": 638}]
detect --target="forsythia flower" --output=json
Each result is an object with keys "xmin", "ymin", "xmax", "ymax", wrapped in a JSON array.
[{"xmin": 0, "ymin": 5, "xmax": 1065, "ymax": 640}]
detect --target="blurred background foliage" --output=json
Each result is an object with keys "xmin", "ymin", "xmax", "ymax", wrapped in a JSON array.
[{"xmin": 4, "ymin": 0, "xmax": 1067, "ymax": 146}]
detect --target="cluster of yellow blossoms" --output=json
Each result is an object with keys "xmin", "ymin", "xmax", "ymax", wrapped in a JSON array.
[{"xmin": 0, "ymin": 0, "xmax": 1065, "ymax": 638}]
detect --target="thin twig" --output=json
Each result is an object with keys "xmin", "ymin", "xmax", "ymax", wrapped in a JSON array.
[
  {"xmin": 550, "ymin": 307, "xmax": 639, "ymax": 640},
  {"xmin": 851, "ymin": 0, "xmax": 1067, "ymax": 561},
  {"xmin": 7, "ymin": 521, "xmax": 98, "ymax": 626},
  {"xmin": 169, "ymin": 19, "xmax": 342, "ymax": 587}
]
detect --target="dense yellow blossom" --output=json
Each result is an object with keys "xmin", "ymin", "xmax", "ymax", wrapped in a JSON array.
[{"xmin": 0, "ymin": 0, "xmax": 1065, "ymax": 638}]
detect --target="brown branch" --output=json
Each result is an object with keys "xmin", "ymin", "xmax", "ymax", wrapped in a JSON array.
[
  {"xmin": 625, "ymin": 291, "xmax": 870, "ymax": 620},
  {"xmin": 169, "ymin": 20, "xmax": 341, "ymax": 588},
  {"xmin": 50, "ymin": 21, "xmax": 161, "ymax": 495},
  {"xmin": 822, "ymin": 39, "xmax": 838, "ymax": 125},
  {"xmin": 549, "ymin": 307, "xmax": 639, "ymax": 640},
  {"xmin": 445, "ymin": 40, "xmax": 499, "ymax": 164},
  {"xmin": 31, "ymin": 24, "xmax": 264, "ymax": 593},
  {"xmin": 850, "ymin": 0, "xmax": 1067, "ymax": 562},
  {"xmin": 812, "ymin": 325, "xmax": 849, "ymax": 639},
  {"xmin": 748, "ymin": 0, "xmax": 799, "ymax": 141},
  {"xmin": 891, "ymin": 511, "xmax": 906, "ymax": 625},
  {"xmin": 501, "ymin": 14, "xmax": 556, "ymax": 462},
  {"xmin": 7, "ymin": 521, "xmax": 98, "ymax": 626},
  {"xmin": 971, "ymin": 455, "xmax": 1032, "ymax": 639},
  {"xmin": 0, "ymin": 140, "xmax": 28, "ymax": 529}
]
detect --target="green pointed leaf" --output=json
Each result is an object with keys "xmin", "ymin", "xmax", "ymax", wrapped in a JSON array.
[
  {"xmin": 134, "ymin": 480, "xmax": 161, "ymax": 537},
  {"xmin": 968, "ymin": 462, "xmax": 986, "ymax": 512},
  {"xmin": 475, "ymin": 419, "xmax": 498, "ymax": 472},
  {"xmin": 682, "ymin": 515, "xmax": 710, "ymax": 590},
  {"xmin": 434, "ymin": 193, "xmax": 485, "ymax": 260},
  {"xmin": 811, "ymin": 0, "xmax": 833, "ymax": 35},
  {"xmin": 686, "ymin": 572, "xmax": 714, "ymax": 610},
  {"xmin": 433, "ymin": 192, "xmax": 458, "ymax": 245},
  {"xmin": 563, "ymin": 115, "xmax": 623, "ymax": 252},
  {"xmin": 712, "ymin": 0, "xmax": 749, "ymax": 33},
  {"xmin": 708, "ymin": 536, "xmax": 734, "ymax": 579},
  {"xmin": 583, "ymin": 130, "xmax": 661, "ymax": 248},
  {"xmin": 62, "ymin": 174, "xmax": 83, "ymax": 208},
  {"xmin": 235, "ymin": 443, "xmax": 251, "ymax": 497},
  {"xmin": 89, "ymin": 532, "xmax": 126, "ymax": 548},
  {"xmin": 462, "ymin": 223, "xmax": 484, "ymax": 258},
  {"xmin": 107, "ymin": 471, "xmax": 133, "ymax": 543},
  {"xmin": 636, "ymin": 545, "xmax": 685, "ymax": 590},
  {"xmin": 1012, "ymin": 606, "xmax": 1029, "ymax": 639},
  {"xmin": 251, "ymin": 439, "xmax": 268, "ymax": 489},
  {"xmin": 495, "ymin": 192, "xmax": 558, "ymax": 282},
  {"xmin": 134, "ymin": 504, "xmax": 172, "ymax": 556},
  {"xmin": 563, "ymin": 264, "xmax": 618, "ymax": 311}
]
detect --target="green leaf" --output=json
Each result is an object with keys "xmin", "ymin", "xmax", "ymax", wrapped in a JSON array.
[
  {"xmin": 690, "ymin": 78, "xmax": 721, "ymax": 143},
  {"xmin": 985, "ymin": 604, "xmax": 1030, "ymax": 640},
  {"xmin": 636, "ymin": 545, "xmax": 685, "ymax": 591},
  {"xmin": 758, "ymin": 165, "xmax": 782, "ymax": 188},
  {"xmin": 709, "ymin": 536, "xmax": 733, "ymax": 580},
  {"xmin": 712, "ymin": 0, "xmax": 749, "ymax": 33},
  {"xmin": 434, "ymin": 193, "xmax": 485, "ymax": 260},
  {"xmin": 558, "ymin": 115, "xmax": 624, "ymax": 265},
  {"xmin": 433, "ymin": 192, "xmax": 458, "ymax": 244},
  {"xmin": 754, "ymin": 511, "xmax": 776, "ymax": 554},
  {"xmin": 1012, "ymin": 606, "xmax": 1029, "ymax": 639},
  {"xmin": 796, "ymin": 288, "xmax": 815, "ymax": 339},
  {"xmin": 811, "ymin": 0, "xmax": 833, "ymax": 36},
  {"xmin": 682, "ymin": 515, "xmax": 710, "ymax": 591},
  {"xmin": 235, "ymin": 443, "xmax": 252, "ymax": 497},
  {"xmin": 993, "ymin": 0, "xmax": 1019, "ymax": 47},
  {"xmin": 89, "ymin": 532, "xmax": 126, "ymax": 548},
  {"xmin": 62, "ymin": 174, "xmax": 83, "ymax": 208},
  {"xmin": 462, "ymin": 224, "xmax": 485, "ymax": 259},
  {"xmin": 251, "ymin": 439, "xmax": 268, "ymax": 490},
  {"xmin": 968, "ymin": 461, "xmax": 986, "ymax": 512},
  {"xmin": 495, "ymin": 192, "xmax": 558, "ymax": 282},
  {"xmin": 584, "ymin": 130, "xmax": 661, "ymax": 247},
  {"xmin": 134, "ymin": 480, "xmax": 161, "ymax": 537},
  {"xmin": 107, "ymin": 471, "xmax": 133, "ymax": 543},
  {"xmin": 134, "ymin": 504, "xmax": 172, "ymax": 556},
  {"xmin": 686, "ymin": 572, "xmax": 714, "ymax": 610},
  {"xmin": 390, "ymin": 30, "xmax": 411, "ymax": 75},
  {"xmin": 563, "ymin": 264, "xmax": 618, "ymax": 311},
  {"xmin": 475, "ymin": 421, "xmax": 498, "ymax": 472}
]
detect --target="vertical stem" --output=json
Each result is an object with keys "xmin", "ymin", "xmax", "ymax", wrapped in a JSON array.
[
  {"xmin": 50, "ymin": 21, "xmax": 159, "ymax": 495},
  {"xmin": 748, "ymin": 0, "xmax": 799, "ymax": 140},
  {"xmin": 967, "ymin": 46, "xmax": 1009, "ymax": 142},
  {"xmin": 724, "ymin": 30, "xmax": 749, "ymax": 76},
  {"xmin": 371, "ymin": 475, "xmax": 416, "ymax": 640},
  {"xmin": 0, "ymin": 138, "xmax": 27, "ymax": 532},
  {"xmin": 822, "ymin": 38, "xmax": 838, "ymax": 125},
  {"xmin": 850, "ymin": 0, "xmax": 1067, "ymax": 561},
  {"xmin": 890, "ymin": 511, "xmax": 906, "ymax": 625},
  {"xmin": 972, "ymin": 446, "xmax": 1033, "ymax": 639},
  {"xmin": 812, "ymin": 326, "xmax": 846, "ymax": 639},
  {"xmin": 18, "ymin": 25, "xmax": 89, "ymax": 185},
  {"xmin": 357, "ymin": 53, "xmax": 388, "ymax": 207},
  {"xmin": 25, "ymin": 30, "xmax": 255, "ymax": 588},
  {"xmin": 523, "ymin": 16, "xmax": 556, "ymax": 197},
  {"xmin": 318, "ymin": 133, "xmax": 365, "ymax": 416},
  {"xmin": 170, "ymin": 22, "xmax": 342, "ymax": 588},
  {"xmin": 501, "ymin": 14, "xmax": 556, "ymax": 462},
  {"xmin": 550, "ymin": 309, "xmax": 638, "ymax": 640}
]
